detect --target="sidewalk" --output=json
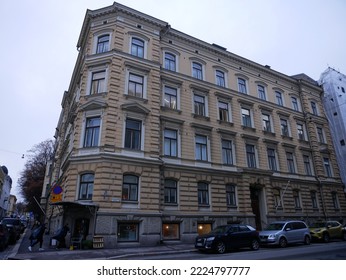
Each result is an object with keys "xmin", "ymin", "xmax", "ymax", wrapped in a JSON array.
[{"xmin": 8, "ymin": 228, "xmax": 197, "ymax": 260}]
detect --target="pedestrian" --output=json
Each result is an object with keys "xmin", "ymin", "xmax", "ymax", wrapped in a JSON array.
[
  {"xmin": 52, "ymin": 223, "xmax": 70, "ymax": 248},
  {"xmin": 28, "ymin": 220, "xmax": 46, "ymax": 251}
]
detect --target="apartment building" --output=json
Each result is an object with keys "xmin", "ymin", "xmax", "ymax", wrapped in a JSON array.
[
  {"xmin": 319, "ymin": 67, "xmax": 346, "ymax": 187},
  {"xmin": 44, "ymin": 2, "xmax": 346, "ymax": 247}
]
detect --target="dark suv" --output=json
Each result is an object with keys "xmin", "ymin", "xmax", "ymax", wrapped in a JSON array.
[
  {"xmin": 195, "ymin": 224, "xmax": 260, "ymax": 254},
  {"xmin": 0, "ymin": 218, "xmax": 21, "ymax": 244}
]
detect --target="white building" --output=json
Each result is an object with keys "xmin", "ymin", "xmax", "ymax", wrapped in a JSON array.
[
  {"xmin": 0, "ymin": 166, "xmax": 12, "ymax": 218},
  {"xmin": 319, "ymin": 67, "xmax": 346, "ymax": 189}
]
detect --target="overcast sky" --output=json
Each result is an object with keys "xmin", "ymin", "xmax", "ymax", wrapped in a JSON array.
[{"xmin": 1, "ymin": 0, "xmax": 345, "ymax": 201}]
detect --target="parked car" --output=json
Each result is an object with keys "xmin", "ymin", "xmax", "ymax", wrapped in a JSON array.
[
  {"xmin": 195, "ymin": 224, "xmax": 260, "ymax": 254},
  {"xmin": 0, "ymin": 224, "xmax": 10, "ymax": 251},
  {"xmin": 259, "ymin": 220, "xmax": 311, "ymax": 248},
  {"xmin": 309, "ymin": 221, "xmax": 346, "ymax": 242},
  {"xmin": 0, "ymin": 218, "xmax": 21, "ymax": 244}
]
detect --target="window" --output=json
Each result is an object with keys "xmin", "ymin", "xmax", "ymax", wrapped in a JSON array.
[
  {"xmin": 117, "ymin": 223, "xmax": 139, "ymax": 242},
  {"xmin": 128, "ymin": 73, "xmax": 144, "ymax": 98},
  {"xmin": 164, "ymin": 52, "xmax": 176, "ymax": 71},
  {"xmin": 262, "ymin": 114, "xmax": 271, "ymax": 132},
  {"xmin": 216, "ymin": 70, "xmax": 225, "ymax": 87},
  {"xmin": 297, "ymin": 123, "xmax": 305, "ymax": 140},
  {"xmin": 164, "ymin": 179, "xmax": 177, "ymax": 204},
  {"xmin": 331, "ymin": 192, "xmax": 339, "ymax": 209},
  {"xmin": 197, "ymin": 223, "xmax": 212, "ymax": 235},
  {"xmin": 218, "ymin": 101, "xmax": 229, "ymax": 122},
  {"xmin": 257, "ymin": 85, "xmax": 266, "ymax": 100},
  {"xmin": 273, "ymin": 189, "xmax": 282, "ymax": 209},
  {"xmin": 162, "ymin": 223, "xmax": 180, "ymax": 240},
  {"xmin": 238, "ymin": 78, "xmax": 247, "ymax": 94},
  {"xmin": 310, "ymin": 191, "xmax": 318, "ymax": 209},
  {"xmin": 276, "ymin": 91, "xmax": 283, "ymax": 106},
  {"xmin": 303, "ymin": 155, "xmax": 313, "ymax": 176},
  {"xmin": 286, "ymin": 152, "xmax": 296, "ymax": 173},
  {"xmin": 164, "ymin": 129, "xmax": 178, "ymax": 157},
  {"xmin": 267, "ymin": 148, "xmax": 277, "ymax": 171},
  {"xmin": 242, "ymin": 108, "xmax": 252, "ymax": 127},
  {"xmin": 323, "ymin": 157, "xmax": 332, "ymax": 177},
  {"xmin": 291, "ymin": 96, "xmax": 299, "ymax": 111},
  {"xmin": 195, "ymin": 135, "xmax": 208, "ymax": 161},
  {"xmin": 293, "ymin": 190, "xmax": 301, "ymax": 209},
  {"xmin": 122, "ymin": 174, "xmax": 139, "ymax": 201},
  {"xmin": 317, "ymin": 127, "xmax": 325, "ymax": 143},
  {"xmin": 198, "ymin": 182, "xmax": 209, "ymax": 205},
  {"xmin": 311, "ymin": 101, "xmax": 318, "ymax": 115},
  {"xmin": 192, "ymin": 62, "xmax": 203, "ymax": 80},
  {"xmin": 90, "ymin": 70, "xmax": 106, "ymax": 95},
  {"xmin": 125, "ymin": 119, "xmax": 141, "ymax": 150},
  {"xmin": 222, "ymin": 139, "xmax": 233, "ymax": 165},
  {"xmin": 280, "ymin": 119, "xmax": 289, "ymax": 136},
  {"xmin": 246, "ymin": 144, "xmax": 256, "ymax": 168},
  {"xmin": 84, "ymin": 116, "xmax": 101, "ymax": 147},
  {"xmin": 78, "ymin": 173, "xmax": 94, "ymax": 200},
  {"xmin": 131, "ymin": 37, "xmax": 144, "ymax": 58},
  {"xmin": 96, "ymin": 34, "xmax": 110, "ymax": 54},
  {"xmin": 226, "ymin": 184, "xmax": 237, "ymax": 207},
  {"xmin": 163, "ymin": 86, "xmax": 177, "ymax": 109},
  {"xmin": 194, "ymin": 94, "xmax": 206, "ymax": 116}
]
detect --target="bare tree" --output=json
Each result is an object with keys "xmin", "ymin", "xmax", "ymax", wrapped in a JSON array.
[{"xmin": 18, "ymin": 139, "xmax": 54, "ymax": 219}]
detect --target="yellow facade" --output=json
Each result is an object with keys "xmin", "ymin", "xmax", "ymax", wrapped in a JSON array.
[{"xmin": 44, "ymin": 2, "xmax": 346, "ymax": 248}]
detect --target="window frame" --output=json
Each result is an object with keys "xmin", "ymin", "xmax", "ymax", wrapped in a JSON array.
[
  {"xmin": 215, "ymin": 70, "xmax": 226, "ymax": 87},
  {"xmin": 195, "ymin": 134, "xmax": 208, "ymax": 161},
  {"xmin": 286, "ymin": 151, "xmax": 296, "ymax": 174},
  {"xmin": 193, "ymin": 93, "xmax": 207, "ymax": 117},
  {"xmin": 197, "ymin": 182, "xmax": 209, "ymax": 205},
  {"xmin": 303, "ymin": 154, "xmax": 313, "ymax": 176},
  {"xmin": 226, "ymin": 184, "xmax": 237, "ymax": 207},
  {"xmin": 192, "ymin": 61, "xmax": 203, "ymax": 80},
  {"xmin": 237, "ymin": 77, "xmax": 247, "ymax": 94},
  {"xmin": 89, "ymin": 70, "xmax": 107, "ymax": 95},
  {"xmin": 276, "ymin": 91, "xmax": 284, "ymax": 106},
  {"xmin": 323, "ymin": 157, "xmax": 333, "ymax": 177},
  {"xmin": 122, "ymin": 174, "xmax": 139, "ymax": 202},
  {"xmin": 218, "ymin": 100, "xmax": 230, "ymax": 122},
  {"xmin": 280, "ymin": 118, "xmax": 290, "ymax": 137},
  {"xmin": 78, "ymin": 173, "xmax": 94, "ymax": 201},
  {"xmin": 257, "ymin": 84, "xmax": 266, "ymax": 100},
  {"xmin": 83, "ymin": 116, "xmax": 101, "ymax": 148},
  {"xmin": 246, "ymin": 144, "xmax": 257, "ymax": 168},
  {"xmin": 221, "ymin": 139, "xmax": 234, "ymax": 165},
  {"xmin": 164, "ymin": 179, "xmax": 178, "ymax": 204},
  {"xmin": 96, "ymin": 34, "xmax": 110, "ymax": 54},
  {"xmin": 130, "ymin": 37, "xmax": 145, "ymax": 58},
  {"xmin": 241, "ymin": 107, "xmax": 252, "ymax": 128},
  {"xmin": 124, "ymin": 118, "xmax": 142, "ymax": 150},
  {"xmin": 164, "ymin": 128, "xmax": 178, "ymax": 157},
  {"xmin": 164, "ymin": 52, "xmax": 177, "ymax": 71},
  {"xmin": 163, "ymin": 85, "xmax": 178, "ymax": 110},
  {"xmin": 267, "ymin": 147, "xmax": 278, "ymax": 171},
  {"xmin": 117, "ymin": 223, "xmax": 139, "ymax": 242},
  {"xmin": 291, "ymin": 96, "xmax": 299, "ymax": 111},
  {"xmin": 262, "ymin": 113, "xmax": 272, "ymax": 132}
]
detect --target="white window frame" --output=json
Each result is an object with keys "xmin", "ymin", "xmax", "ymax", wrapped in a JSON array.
[
  {"xmin": 125, "ymin": 68, "xmax": 148, "ymax": 99},
  {"xmin": 241, "ymin": 107, "xmax": 253, "ymax": 128},
  {"xmin": 92, "ymin": 31, "xmax": 112, "ymax": 54},
  {"xmin": 86, "ymin": 66, "xmax": 109, "ymax": 96},
  {"xmin": 218, "ymin": 100, "xmax": 231, "ymax": 122},
  {"xmin": 129, "ymin": 33, "xmax": 149, "ymax": 59},
  {"xmin": 163, "ymin": 49, "xmax": 180, "ymax": 72},
  {"xmin": 80, "ymin": 109, "xmax": 103, "ymax": 149},
  {"xmin": 193, "ymin": 91, "xmax": 209, "ymax": 117},
  {"xmin": 215, "ymin": 69, "xmax": 227, "ymax": 88},
  {"xmin": 123, "ymin": 117, "xmax": 145, "ymax": 152},
  {"xmin": 163, "ymin": 84, "xmax": 180, "ymax": 110}
]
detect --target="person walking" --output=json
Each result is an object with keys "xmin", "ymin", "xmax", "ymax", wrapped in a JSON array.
[{"xmin": 28, "ymin": 220, "xmax": 46, "ymax": 251}]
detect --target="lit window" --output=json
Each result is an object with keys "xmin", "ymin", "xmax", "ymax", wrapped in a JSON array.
[{"xmin": 162, "ymin": 223, "xmax": 180, "ymax": 240}]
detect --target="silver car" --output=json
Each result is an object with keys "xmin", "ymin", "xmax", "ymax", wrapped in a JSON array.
[{"xmin": 259, "ymin": 220, "xmax": 311, "ymax": 248}]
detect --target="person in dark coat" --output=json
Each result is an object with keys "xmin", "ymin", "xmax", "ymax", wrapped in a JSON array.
[
  {"xmin": 28, "ymin": 221, "xmax": 46, "ymax": 251},
  {"xmin": 52, "ymin": 224, "xmax": 70, "ymax": 248}
]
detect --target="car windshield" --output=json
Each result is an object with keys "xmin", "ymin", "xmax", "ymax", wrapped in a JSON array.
[
  {"xmin": 209, "ymin": 226, "xmax": 230, "ymax": 234},
  {"xmin": 265, "ymin": 223, "xmax": 285, "ymax": 230},
  {"xmin": 310, "ymin": 222, "xmax": 326, "ymax": 228}
]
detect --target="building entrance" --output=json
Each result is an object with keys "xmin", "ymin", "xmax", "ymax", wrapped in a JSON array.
[{"xmin": 250, "ymin": 186, "xmax": 262, "ymax": 230}]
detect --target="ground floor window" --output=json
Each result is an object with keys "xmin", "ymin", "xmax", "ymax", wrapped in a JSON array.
[
  {"xmin": 162, "ymin": 223, "xmax": 180, "ymax": 240},
  {"xmin": 197, "ymin": 223, "xmax": 212, "ymax": 235},
  {"xmin": 117, "ymin": 223, "xmax": 139, "ymax": 242}
]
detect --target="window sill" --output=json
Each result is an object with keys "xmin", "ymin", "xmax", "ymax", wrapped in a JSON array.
[
  {"xmin": 218, "ymin": 120, "xmax": 234, "ymax": 126},
  {"xmin": 241, "ymin": 126, "xmax": 256, "ymax": 132},
  {"xmin": 263, "ymin": 130, "xmax": 275, "ymax": 137},
  {"xmin": 192, "ymin": 114, "xmax": 210, "ymax": 121},
  {"xmin": 160, "ymin": 106, "xmax": 182, "ymax": 114},
  {"xmin": 124, "ymin": 94, "xmax": 148, "ymax": 103}
]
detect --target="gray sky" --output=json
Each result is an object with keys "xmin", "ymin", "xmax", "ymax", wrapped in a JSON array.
[{"xmin": 1, "ymin": 0, "xmax": 345, "ymax": 201}]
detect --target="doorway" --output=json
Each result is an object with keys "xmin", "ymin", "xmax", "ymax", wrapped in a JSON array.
[{"xmin": 250, "ymin": 186, "xmax": 262, "ymax": 230}]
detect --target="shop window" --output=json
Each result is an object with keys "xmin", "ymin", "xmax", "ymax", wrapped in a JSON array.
[
  {"xmin": 162, "ymin": 223, "xmax": 180, "ymax": 240},
  {"xmin": 117, "ymin": 223, "xmax": 139, "ymax": 242}
]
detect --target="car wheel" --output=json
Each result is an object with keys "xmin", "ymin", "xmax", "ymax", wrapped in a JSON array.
[
  {"xmin": 279, "ymin": 237, "xmax": 287, "ymax": 248},
  {"xmin": 304, "ymin": 235, "xmax": 311, "ymax": 245},
  {"xmin": 323, "ymin": 233, "xmax": 330, "ymax": 243},
  {"xmin": 250, "ymin": 239, "xmax": 260, "ymax": 250},
  {"xmin": 216, "ymin": 241, "xmax": 226, "ymax": 254}
]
